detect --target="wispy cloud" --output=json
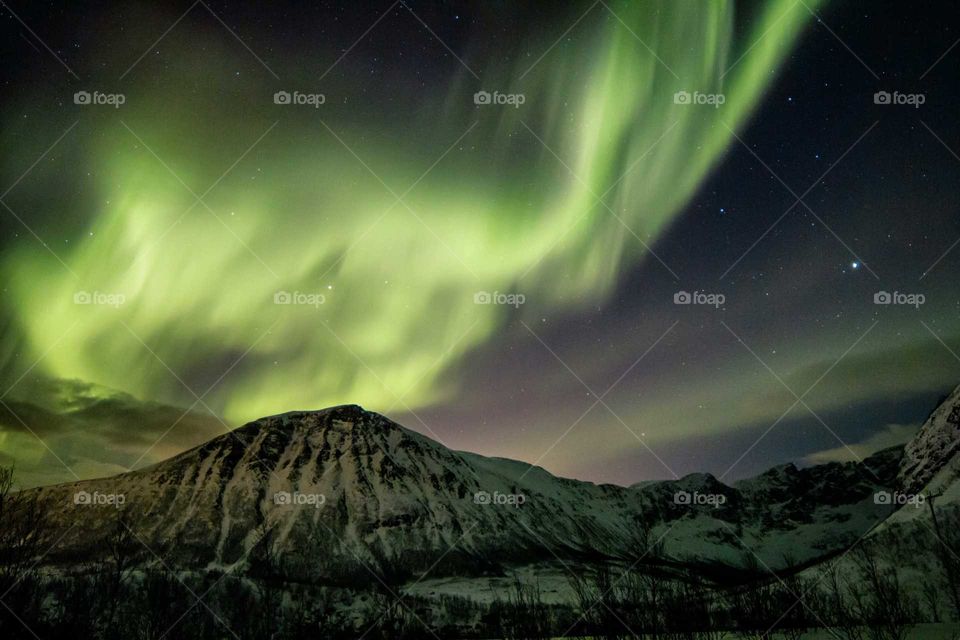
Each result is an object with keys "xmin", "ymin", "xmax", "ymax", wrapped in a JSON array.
[
  {"xmin": 0, "ymin": 376, "xmax": 226, "ymax": 487},
  {"xmin": 803, "ymin": 423, "xmax": 920, "ymax": 465}
]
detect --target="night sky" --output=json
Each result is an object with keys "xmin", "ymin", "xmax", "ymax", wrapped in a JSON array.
[{"xmin": 1, "ymin": 1, "xmax": 958, "ymax": 488}]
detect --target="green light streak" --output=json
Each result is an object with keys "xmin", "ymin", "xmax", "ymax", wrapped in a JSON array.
[{"xmin": 4, "ymin": 0, "xmax": 821, "ymax": 424}]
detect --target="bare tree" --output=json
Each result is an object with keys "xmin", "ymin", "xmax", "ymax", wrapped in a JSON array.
[
  {"xmin": 0, "ymin": 465, "xmax": 52, "ymax": 635},
  {"xmin": 921, "ymin": 577, "xmax": 942, "ymax": 623},
  {"xmin": 0, "ymin": 466, "xmax": 52, "ymax": 587},
  {"xmin": 928, "ymin": 496, "xmax": 960, "ymax": 619},
  {"xmin": 94, "ymin": 507, "xmax": 138, "ymax": 636}
]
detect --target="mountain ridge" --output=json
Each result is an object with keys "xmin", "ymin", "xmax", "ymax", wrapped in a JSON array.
[{"xmin": 18, "ymin": 391, "xmax": 956, "ymax": 586}]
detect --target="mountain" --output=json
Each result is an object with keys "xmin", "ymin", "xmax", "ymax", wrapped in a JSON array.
[
  {"xmin": 792, "ymin": 385, "xmax": 960, "ymax": 612},
  {"xmin": 22, "ymin": 400, "xmax": 935, "ymax": 586},
  {"xmin": 858, "ymin": 384, "xmax": 960, "ymax": 542},
  {"xmin": 898, "ymin": 383, "xmax": 960, "ymax": 493}
]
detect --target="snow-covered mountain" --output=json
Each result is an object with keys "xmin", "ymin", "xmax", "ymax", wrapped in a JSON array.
[
  {"xmin": 853, "ymin": 383, "xmax": 960, "ymax": 551},
  {"xmin": 34, "ymin": 405, "xmax": 646, "ymax": 580},
  {"xmin": 791, "ymin": 385, "xmax": 960, "ymax": 613},
  {"xmin": 23, "ymin": 398, "xmax": 947, "ymax": 584},
  {"xmin": 898, "ymin": 384, "xmax": 960, "ymax": 493}
]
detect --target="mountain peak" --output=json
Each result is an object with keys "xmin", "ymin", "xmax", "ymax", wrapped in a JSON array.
[
  {"xmin": 320, "ymin": 403, "xmax": 371, "ymax": 421},
  {"xmin": 310, "ymin": 404, "xmax": 377, "ymax": 428},
  {"xmin": 277, "ymin": 403, "xmax": 371, "ymax": 420},
  {"xmin": 318, "ymin": 404, "xmax": 393, "ymax": 435},
  {"xmin": 245, "ymin": 404, "xmax": 385, "ymax": 435}
]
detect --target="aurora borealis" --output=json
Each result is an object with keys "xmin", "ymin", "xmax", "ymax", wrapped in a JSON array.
[{"xmin": 1, "ymin": 1, "xmax": 959, "ymax": 488}]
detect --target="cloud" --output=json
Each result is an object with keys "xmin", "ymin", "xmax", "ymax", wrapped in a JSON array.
[
  {"xmin": 0, "ymin": 376, "xmax": 226, "ymax": 488},
  {"xmin": 803, "ymin": 423, "xmax": 921, "ymax": 465}
]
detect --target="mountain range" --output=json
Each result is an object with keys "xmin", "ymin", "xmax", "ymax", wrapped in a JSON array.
[{"xmin": 23, "ymin": 383, "xmax": 960, "ymax": 589}]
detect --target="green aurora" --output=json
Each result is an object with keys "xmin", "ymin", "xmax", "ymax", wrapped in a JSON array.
[{"xmin": 3, "ymin": 0, "xmax": 819, "ymax": 435}]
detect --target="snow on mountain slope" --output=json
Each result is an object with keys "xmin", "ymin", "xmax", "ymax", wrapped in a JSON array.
[
  {"xmin": 627, "ymin": 447, "xmax": 903, "ymax": 568},
  {"xmin": 31, "ymin": 405, "xmax": 640, "ymax": 579},
  {"xmin": 792, "ymin": 387, "xmax": 960, "ymax": 608},
  {"xmin": 898, "ymin": 384, "xmax": 960, "ymax": 493},
  {"xmin": 24, "ymin": 404, "xmax": 909, "ymax": 582},
  {"xmin": 866, "ymin": 385, "xmax": 960, "ymax": 533}
]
